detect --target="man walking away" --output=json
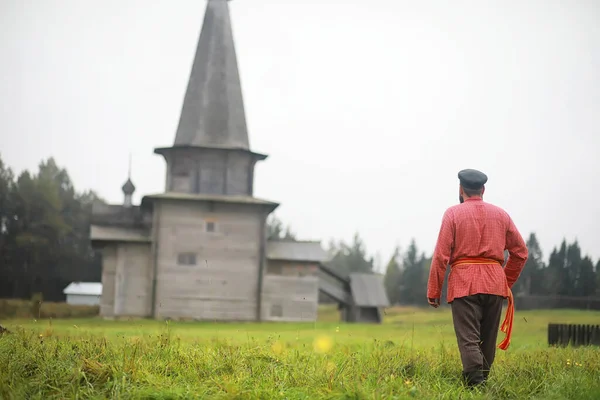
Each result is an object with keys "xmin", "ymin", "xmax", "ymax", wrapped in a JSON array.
[{"xmin": 426, "ymin": 169, "xmax": 528, "ymax": 387}]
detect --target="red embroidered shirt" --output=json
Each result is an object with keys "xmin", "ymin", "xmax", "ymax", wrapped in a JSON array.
[{"xmin": 427, "ymin": 197, "xmax": 528, "ymax": 303}]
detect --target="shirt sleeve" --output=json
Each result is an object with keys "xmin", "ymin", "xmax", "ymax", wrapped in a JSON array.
[
  {"xmin": 504, "ymin": 215, "xmax": 529, "ymax": 288},
  {"xmin": 427, "ymin": 208, "xmax": 454, "ymax": 299}
]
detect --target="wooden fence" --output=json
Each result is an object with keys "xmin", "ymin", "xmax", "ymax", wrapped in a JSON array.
[{"xmin": 548, "ymin": 323, "xmax": 600, "ymax": 347}]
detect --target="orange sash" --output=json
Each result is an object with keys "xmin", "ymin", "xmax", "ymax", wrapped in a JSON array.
[{"xmin": 450, "ymin": 257, "xmax": 514, "ymax": 351}]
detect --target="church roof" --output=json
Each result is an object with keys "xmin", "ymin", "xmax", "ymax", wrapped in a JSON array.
[
  {"xmin": 153, "ymin": 144, "xmax": 267, "ymax": 160},
  {"xmin": 266, "ymin": 240, "xmax": 329, "ymax": 263},
  {"xmin": 90, "ymin": 225, "xmax": 151, "ymax": 243},
  {"xmin": 173, "ymin": 0, "xmax": 250, "ymax": 150},
  {"xmin": 91, "ymin": 202, "xmax": 144, "ymax": 226},
  {"xmin": 141, "ymin": 192, "xmax": 279, "ymax": 209}
]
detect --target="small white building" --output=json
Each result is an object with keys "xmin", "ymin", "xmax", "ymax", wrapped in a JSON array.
[{"xmin": 63, "ymin": 282, "xmax": 102, "ymax": 306}]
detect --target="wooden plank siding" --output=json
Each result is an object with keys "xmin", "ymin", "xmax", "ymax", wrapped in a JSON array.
[
  {"xmin": 266, "ymin": 260, "xmax": 319, "ymax": 277},
  {"xmin": 162, "ymin": 149, "xmax": 255, "ymax": 196},
  {"xmin": 153, "ymin": 200, "xmax": 265, "ymax": 321},
  {"xmin": 262, "ymin": 275, "xmax": 319, "ymax": 322},
  {"xmin": 99, "ymin": 246, "xmax": 117, "ymax": 317},
  {"xmin": 99, "ymin": 243, "xmax": 152, "ymax": 318},
  {"xmin": 114, "ymin": 243, "xmax": 152, "ymax": 318},
  {"xmin": 263, "ymin": 260, "xmax": 320, "ymax": 321},
  {"xmin": 95, "ymin": 201, "xmax": 330, "ymax": 323}
]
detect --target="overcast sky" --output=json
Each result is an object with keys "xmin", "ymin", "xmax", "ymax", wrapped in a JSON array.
[{"xmin": 1, "ymin": 0, "xmax": 599, "ymax": 271}]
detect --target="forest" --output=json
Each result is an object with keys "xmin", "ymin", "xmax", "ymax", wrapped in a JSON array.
[{"xmin": 1, "ymin": 154, "xmax": 599, "ymax": 306}]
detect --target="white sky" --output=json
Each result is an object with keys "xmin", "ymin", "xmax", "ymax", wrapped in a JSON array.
[{"xmin": 1, "ymin": 0, "xmax": 599, "ymax": 271}]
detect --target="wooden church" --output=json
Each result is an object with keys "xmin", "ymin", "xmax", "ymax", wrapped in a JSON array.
[{"xmin": 90, "ymin": 0, "xmax": 389, "ymax": 323}]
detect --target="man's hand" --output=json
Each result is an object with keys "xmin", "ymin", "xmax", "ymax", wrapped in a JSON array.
[{"xmin": 427, "ymin": 298, "xmax": 440, "ymax": 308}]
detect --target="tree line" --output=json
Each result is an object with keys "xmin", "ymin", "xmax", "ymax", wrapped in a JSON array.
[
  {"xmin": 380, "ymin": 233, "xmax": 600, "ymax": 305},
  {"xmin": 0, "ymin": 154, "xmax": 102, "ymax": 302},
  {"xmin": 1, "ymin": 154, "xmax": 599, "ymax": 307}
]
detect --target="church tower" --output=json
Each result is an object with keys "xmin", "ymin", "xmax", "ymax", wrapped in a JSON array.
[
  {"xmin": 154, "ymin": 0, "xmax": 267, "ymax": 196},
  {"xmin": 90, "ymin": 0, "xmax": 389, "ymax": 324},
  {"xmin": 144, "ymin": 0, "xmax": 279, "ymax": 322}
]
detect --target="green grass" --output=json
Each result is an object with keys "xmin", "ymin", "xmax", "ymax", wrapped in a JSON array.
[{"xmin": 1, "ymin": 305, "xmax": 599, "ymax": 399}]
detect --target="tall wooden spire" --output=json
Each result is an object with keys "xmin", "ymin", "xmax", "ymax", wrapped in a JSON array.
[
  {"xmin": 155, "ymin": 0, "xmax": 267, "ymax": 196},
  {"xmin": 174, "ymin": 0, "xmax": 249, "ymax": 150}
]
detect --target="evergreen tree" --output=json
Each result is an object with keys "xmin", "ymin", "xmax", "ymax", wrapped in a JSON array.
[
  {"xmin": 545, "ymin": 240, "xmax": 568, "ymax": 295},
  {"xmin": 515, "ymin": 233, "xmax": 544, "ymax": 295},
  {"xmin": 575, "ymin": 256, "xmax": 596, "ymax": 297},
  {"xmin": 0, "ymin": 155, "xmax": 16, "ymax": 297},
  {"xmin": 398, "ymin": 239, "xmax": 427, "ymax": 305},
  {"xmin": 383, "ymin": 246, "xmax": 402, "ymax": 304},
  {"xmin": 266, "ymin": 214, "xmax": 296, "ymax": 240},
  {"xmin": 565, "ymin": 241, "xmax": 582, "ymax": 296},
  {"xmin": 345, "ymin": 233, "xmax": 375, "ymax": 274},
  {"xmin": 596, "ymin": 260, "xmax": 600, "ymax": 297},
  {"xmin": 325, "ymin": 233, "xmax": 374, "ymax": 277},
  {"xmin": 418, "ymin": 253, "xmax": 433, "ymax": 303},
  {"xmin": 0, "ymin": 154, "xmax": 105, "ymax": 301}
]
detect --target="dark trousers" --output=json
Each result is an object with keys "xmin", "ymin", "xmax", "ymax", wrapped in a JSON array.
[{"xmin": 451, "ymin": 294, "xmax": 504, "ymax": 379}]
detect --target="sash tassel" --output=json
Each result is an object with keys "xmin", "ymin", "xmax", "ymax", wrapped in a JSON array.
[{"xmin": 497, "ymin": 289, "xmax": 513, "ymax": 350}]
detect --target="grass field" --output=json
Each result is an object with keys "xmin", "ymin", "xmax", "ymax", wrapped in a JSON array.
[{"xmin": 1, "ymin": 305, "xmax": 599, "ymax": 399}]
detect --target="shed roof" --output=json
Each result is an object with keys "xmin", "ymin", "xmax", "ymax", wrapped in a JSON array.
[
  {"xmin": 266, "ymin": 240, "xmax": 329, "ymax": 263},
  {"xmin": 349, "ymin": 273, "xmax": 390, "ymax": 307},
  {"xmin": 63, "ymin": 282, "xmax": 103, "ymax": 296},
  {"xmin": 90, "ymin": 225, "xmax": 151, "ymax": 243}
]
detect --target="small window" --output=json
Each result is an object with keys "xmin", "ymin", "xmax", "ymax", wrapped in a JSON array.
[
  {"xmin": 267, "ymin": 264, "xmax": 282, "ymax": 275},
  {"xmin": 270, "ymin": 304, "xmax": 283, "ymax": 317},
  {"xmin": 206, "ymin": 221, "xmax": 215, "ymax": 232},
  {"xmin": 177, "ymin": 253, "xmax": 197, "ymax": 266}
]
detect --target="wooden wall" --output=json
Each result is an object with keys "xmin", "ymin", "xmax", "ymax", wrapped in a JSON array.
[
  {"xmin": 96, "ymin": 201, "xmax": 326, "ymax": 323},
  {"xmin": 163, "ymin": 148, "xmax": 255, "ymax": 196},
  {"xmin": 99, "ymin": 243, "xmax": 152, "ymax": 318},
  {"xmin": 114, "ymin": 243, "xmax": 152, "ymax": 317},
  {"xmin": 266, "ymin": 260, "xmax": 319, "ymax": 277},
  {"xmin": 263, "ymin": 260, "xmax": 320, "ymax": 321},
  {"xmin": 262, "ymin": 275, "xmax": 319, "ymax": 322},
  {"xmin": 99, "ymin": 245, "xmax": 116, "ymax": 317},
  {"xmin": 153, "ymin": 200, "xmax": 266, "ymax": 321}
]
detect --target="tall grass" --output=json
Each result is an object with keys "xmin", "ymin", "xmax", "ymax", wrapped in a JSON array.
[{"xmin": 1, "ymin": 305, "xmax": 599, "ymax": 399}]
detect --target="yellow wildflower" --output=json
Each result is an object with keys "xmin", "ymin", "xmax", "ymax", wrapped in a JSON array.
[
  {"xmin": 313, "ymin": 335, "xmax": 333, "ymax": 353},
  {"xmin": 271, "ymin": 341, "xmax": 284, "ymax": 355}
]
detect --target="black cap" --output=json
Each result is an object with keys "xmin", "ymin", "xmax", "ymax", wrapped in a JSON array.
[{"xmin": 458, "ymin": 169, "xmax": 488, "ymax": 190}]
